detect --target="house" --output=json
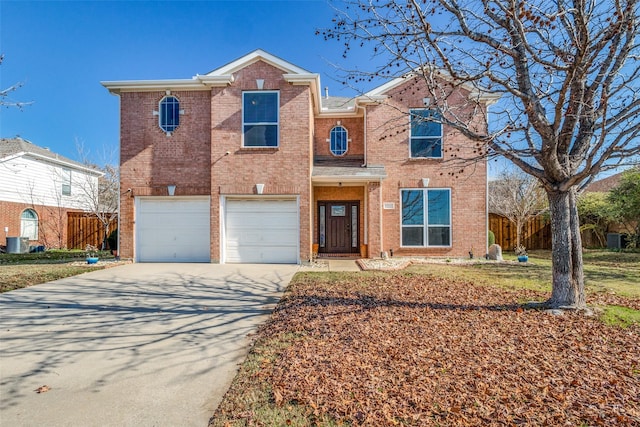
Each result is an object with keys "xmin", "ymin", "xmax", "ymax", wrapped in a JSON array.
[
  {"xmin": 581, "ymin": 169, "xmax": 638, "ymax": 248},
  {"xmin": 102, "ymin": 50, "xmax": 494, "ymax": 263},
  {"xmin": 0, "ymin": 138, "xmax": 103, "ymax": 249}
]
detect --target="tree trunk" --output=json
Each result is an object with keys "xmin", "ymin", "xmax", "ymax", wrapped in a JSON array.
[
  {"xmin": 515, "ymin": 220, "xmax": 523, "ymax": 249},
  {"xmin": 547, "ymin": 188, "xmax": 586, "ymax": 309}
]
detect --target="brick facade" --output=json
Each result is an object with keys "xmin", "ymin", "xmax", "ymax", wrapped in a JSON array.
[
  {"xmin": 119, "ymin": 90, "xmax": 212, "ymax": 259},
  {"xmin": 0, "ymin": 200, "xmax": 81, "ymax": 249},
  {"xmin": 366, "ymin": 78, "xmax": 488, "ymax": 258},
  {"xmin": 209, "ymin": 61, "xmax": 312, "ymax": 262},
  {"xmin": 107, "ymin": 50, "xmax": 489, "ymax": 263}
]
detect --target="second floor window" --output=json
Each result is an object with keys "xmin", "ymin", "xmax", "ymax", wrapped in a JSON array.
[
  {"xmin": 243, "ymin": 91, "xmax": 279, "ymax": 147},
  {"xmin": 159, "ymin": 96, "xmax": 180, "ymax": 133},
  {"xmin": 410, "ymin": 109, "xmax": 442, "ymax": 158},
  {"xmin": 330, "ymin": 125, "xmax": 348, "ymax": 156},
  {"xmin": 61, "ymin": 168, "xmax": 71, "ymax": 196}
]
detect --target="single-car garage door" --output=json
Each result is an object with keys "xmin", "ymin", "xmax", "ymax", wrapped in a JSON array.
[
  {"xmin": 136, "ymin": 197, "xmax": 210, "ymax": 262},
  {"xmin": 225, "ymin": 198, "xmax": 299, "ymax": 263}
]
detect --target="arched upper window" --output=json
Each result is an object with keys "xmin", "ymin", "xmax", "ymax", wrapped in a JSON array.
[
  {"xmin": 330, "ymin": 125, "xmax": 348, "ymax": 156},
  {"xmin": 21, "ymin": 209, "xmax": 38, "ymax": 240},
  {"xmin": 159, "ymin": 96, "xmax": 181, "ymax": 134}
]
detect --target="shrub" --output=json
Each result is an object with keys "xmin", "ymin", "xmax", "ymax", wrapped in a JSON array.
[
  {"xmin": 107, "ymin": 229, "xmax": 118, "ymax": 251},
  {"xmin": 488, "ymin": 230, "xmax": 495, "ymax": 247}
]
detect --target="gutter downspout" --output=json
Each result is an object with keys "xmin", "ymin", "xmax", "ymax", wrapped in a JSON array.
[{"xmin": 359, "ymin": 104, "xmax": 367, "ymax": 167}]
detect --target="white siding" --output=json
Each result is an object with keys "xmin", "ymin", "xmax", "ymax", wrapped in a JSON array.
[{"xmin": 0, "ymin": 155, "xmax": 98, "ymax": 210}]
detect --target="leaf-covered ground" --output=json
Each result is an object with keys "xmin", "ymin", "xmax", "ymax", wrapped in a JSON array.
[{"xmin": 238, "ymin": 273, "xmax": 640, "ymax": 426}]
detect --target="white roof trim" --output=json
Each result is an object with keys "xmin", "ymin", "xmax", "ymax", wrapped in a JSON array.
[
  {"xmin": 365, "ymin": 69, "xmax": 501, "ymax": 104},
  {"xmin": 101, "ymin": 79, "xmax": 209, "ymax": 94},
  {"xmin": 205, "ymin": 49, "xmax": 312, "ymax": 76},
  {"xmin": 24, "ymin": 152, "xmax": 104, "ymax": 176},
  {"xmin": 311, "ymin": 175, "xmax": 385, "ymax": 183},
  {"xmin": 194, "ymin": 74, "xmax": 235, "ymax": 87}
]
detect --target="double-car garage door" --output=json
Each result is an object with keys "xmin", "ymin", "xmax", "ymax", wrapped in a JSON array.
[{"xmin": 135, "ymin": 197, "xmax": 298, "ymax": 263}]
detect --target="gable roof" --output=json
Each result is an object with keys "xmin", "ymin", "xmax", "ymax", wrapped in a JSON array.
[
  {"xmin": 101, "ymin": 49, "xmax": 319, "ymax": 93},
  {"xmin": 363, "ymin": 69, "xmax": 501, "ymax": 105},
  {"xmin": 203, "ymin": 49, "xmax": 312, "ymax": 76},
  {"xmin": 585, "ymin": 171, "xmax": 626, "ymax": 193},
  {"xmin": 0, "ymin": 137, "xmax": 102, "ymax": 176},
  {"xmin": 101, "ymin": 49, "xmax": 497, "ymax": 116}
]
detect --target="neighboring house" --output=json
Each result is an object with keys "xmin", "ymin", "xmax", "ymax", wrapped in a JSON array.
[
  {"xmin": 582, "ymin": 170, "xmax": 635, "ymax": 248},
  {"xmin": 102, "ymin": 50, "xmax": 494, "ymax": 263},
  {"xmin": 0, "ymin": 138, "xmax": 103, "ymax": 249}
]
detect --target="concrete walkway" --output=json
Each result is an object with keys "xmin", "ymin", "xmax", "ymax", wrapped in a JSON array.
[
  {"xmin": 0, "ymin": 263, "xmax": 298, "ymax": 427},
  {"xmin": 327, "ymin": 259, "xmax": 362, "ymax": 272},
  {"xmin": 299, "ymin": 259, "xmax": 362, "ymax": 273}
]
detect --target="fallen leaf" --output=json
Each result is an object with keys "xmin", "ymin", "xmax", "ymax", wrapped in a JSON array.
[{"xmin": 35, "ymin": 385, "xmax": 50, "ymax": 394}]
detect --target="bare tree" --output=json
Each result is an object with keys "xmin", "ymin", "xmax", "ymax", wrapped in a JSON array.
[
  {"xmin": 0, "ymin": 54, "xmax": 33, "ymax": 109},
  {"xmin": 320, "ymin": 0, "xmax": 640, "ymax": 309},
  {"xmin": 22, "ymin": 178, "xmax": 66, "ymax": 249},
  {"xmin": 489, "ymin": 170, "xmax": 548, "ymax": 250},
  {"xmin": 75, "ymin": 140, "xmax": 119, "ymax": 250}
]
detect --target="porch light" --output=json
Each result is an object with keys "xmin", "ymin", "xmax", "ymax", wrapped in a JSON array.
[{"xmin": 167, "ymin": 185, "xmax": 176, "ymax": 196}]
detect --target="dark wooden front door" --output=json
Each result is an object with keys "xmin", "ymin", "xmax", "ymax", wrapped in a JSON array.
[{"xmin": 318, "ymin": 201, "xmax": 359, "ymax": 253}]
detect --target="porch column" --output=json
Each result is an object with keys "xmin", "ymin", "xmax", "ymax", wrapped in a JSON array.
[{"xmin": 367, "ymin": 182, "xmax": 383, "ymax": 258}]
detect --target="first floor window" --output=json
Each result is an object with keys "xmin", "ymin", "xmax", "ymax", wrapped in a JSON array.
[
  {"xmin": 21, "ymin": 209, "xmax": 38, "ymax": 240},
  {"xmin": 401, "ymin": 188, "xmax": 451, "ymax": 246},
  {"xmin": 243, "ymin": 91, "xmax": 279, "ymax": 147},
  {"xmin": 410, "ymin": 109, "xmax": 442, "ymax": 158}
]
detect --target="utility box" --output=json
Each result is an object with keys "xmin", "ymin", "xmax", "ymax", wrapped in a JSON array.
[
  {"xmin": 607, "ymin": 233, "xmax": 628, "ymax": 249},
  {"xmin": 6, "ymin": 237, "xmax": 30, "ymax": 254}
]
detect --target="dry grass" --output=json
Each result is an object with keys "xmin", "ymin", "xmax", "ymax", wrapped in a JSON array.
[{"xmin": 211, "ymin": 251, "xmax": 640, "ymax": 426}]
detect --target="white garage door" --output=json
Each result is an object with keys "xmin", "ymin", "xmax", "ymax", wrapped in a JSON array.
[
  {"xmin": 225, "ymin": 199, "xmax": 299, "ymax": 264},
  {"xmin": 136, "ymin": 197, "xmax": 210, "ymax": 262}
]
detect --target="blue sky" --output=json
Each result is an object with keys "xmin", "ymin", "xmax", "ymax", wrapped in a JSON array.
[{"xmin": 1, "ymin": 0, "xmax": 371, "ymax": 164}]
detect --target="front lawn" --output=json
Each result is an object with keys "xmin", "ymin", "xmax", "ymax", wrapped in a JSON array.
[
  {"xmin": 211, "ymin": 251, "xmax": 640, "ymax": 426},
  {"xmin": 0, "ymin": 250, "xmax": 119, "ymax": 293}
]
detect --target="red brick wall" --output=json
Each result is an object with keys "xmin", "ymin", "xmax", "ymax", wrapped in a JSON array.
[
  {"xmin": 366, "ymin": 78, "xmax": 488, "ymax": 257},
  {"xmin": 209, "ymin": 61, "xmax": 313, "ymax": 262},
  {"xmin": 119, "ymin": 90, "xmax": 212, "ymax": 258},
  {"xmin": 313, "ymin": 186, "xmax": 365, "ymax": 247},
  {"xmin": 314, "ymin": 117, "xmax": 364, "ymax": 158},
  {"xmin": 116, "ymin": 60, "xmax": 488, "ymax": 261},
  {"xmin": 0, "ymin": 201, "xmax": 80, "ymax": 249}
]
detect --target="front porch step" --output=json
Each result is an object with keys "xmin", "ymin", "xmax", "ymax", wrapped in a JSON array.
[{"xmin": 317, "ymin": 253, "xmax": 361, "ymax": 259}]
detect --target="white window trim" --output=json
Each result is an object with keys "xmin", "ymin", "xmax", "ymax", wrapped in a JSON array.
[
  {"xmin": 409, "ymin": 109, "xmax": 443, "ymax": 159},
  {"xmin": 329, "ymin": 125, "xmax": 349, "ymax": 157},
  {"xmin": 399, "ymin": 188, "xmax": 452, "ymax": 248},
  {"xmin": 156, "ymin": 95, "xmax": 184, "ymax": 136},
  {"xmin": 21, "ymin": 209, "xmax": 39, "ymax": 240},
  {"xmin": 242, "ymin": 91, "xmax": 280, "ymax": 148},
  {"xmin": 61, "ymin": 168, "xmax": 72, "ymax": 196}
]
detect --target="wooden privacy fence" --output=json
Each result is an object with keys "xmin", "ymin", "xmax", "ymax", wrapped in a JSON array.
[
  {"xmin": 489, "ymin": 213, "xmax": 552, "ymax": 251},
  {"xmin": 67, "ymin": 212, "xmax": 117, "ymax": 250}
]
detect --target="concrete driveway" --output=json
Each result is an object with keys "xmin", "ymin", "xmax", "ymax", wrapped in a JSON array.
[{"xmin": 0, "ymin": 263, "xmax": 299, "ymax": 426}]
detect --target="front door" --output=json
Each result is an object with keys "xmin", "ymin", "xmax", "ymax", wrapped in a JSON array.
[{"xmin": 318, "ymin": 201, "xmax": 359, "ymax": 254}]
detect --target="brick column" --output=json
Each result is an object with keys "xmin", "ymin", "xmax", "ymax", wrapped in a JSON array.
[{"xmin": 367, "ymin": 182, "xmax": 382, "ymax": 258}]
